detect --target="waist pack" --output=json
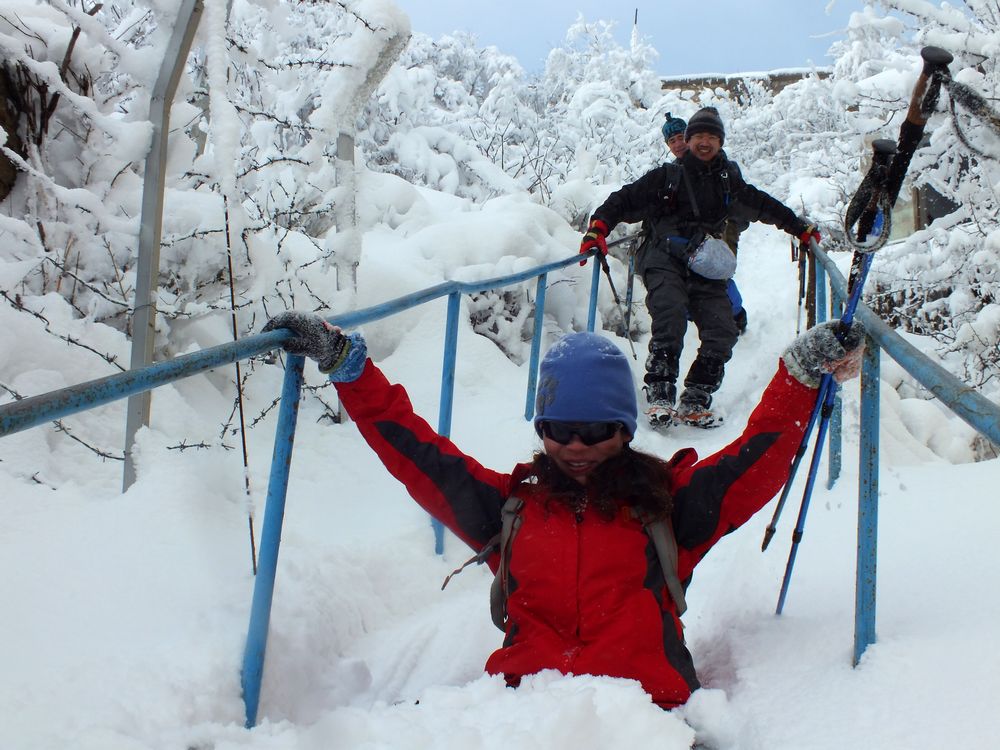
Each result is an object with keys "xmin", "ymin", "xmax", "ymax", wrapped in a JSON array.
[{"xmin": 687, "ymin": 236, "xmax": 737, "ymax": 280}]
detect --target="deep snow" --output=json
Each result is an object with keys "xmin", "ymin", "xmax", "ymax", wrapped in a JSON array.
[{"xmin": 2, "ymin": 200, "xmax": 998, "ymax": 749}]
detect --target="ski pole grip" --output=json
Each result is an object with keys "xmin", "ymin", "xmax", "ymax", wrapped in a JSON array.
[
  {"xmin": 871, "ymin": 138, "xmax": 898, "ymax": 162},
  {"xmin": 834, "ymin": 317, "xmax": 854, "ymax": 345},
  {"xmin": 920, "ymin": 45, "xmax": 953, "ymax": 77},
  {"xmin": 912, "ymin": 46, "xmax": 954, "ymax": 123}
]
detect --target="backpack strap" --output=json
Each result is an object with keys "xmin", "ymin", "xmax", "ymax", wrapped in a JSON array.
[
  {"xmin": 440, "ymin": 494, "xmax": 523, "ymax": 592},
  {"xmin": 635, "ymin": 509, "xmax": 688, "ymax": 616},
  {"xmin": 661, "ymin": 162, "xmax": 683, "ymax": 201},
  {"xmin": 719, "ymin": 167, "xmax": 731, "ymax": 207},
  {"xmin": 678, "ymin": 162, "xmax": 732, "ymax": 240},
  {"xmin": 489, "ymin": 495, "xmax": 525, "ymax": 631}
]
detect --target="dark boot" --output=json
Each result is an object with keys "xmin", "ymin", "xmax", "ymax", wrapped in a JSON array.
[
  {"xmin": 644, "ymin": 381, "xmax": 677, "ymax": 429},
  {"xmin": 644, "ymin": 380, "xmax": 676, "ymax": 408},
  {"xmin": 683, "ymin": 355, "xmax": 726, "ymax": 398},
  {"xmin": 645, "ymin": 347, "xmax": 679, "ymax": 386},
  {"xmin": 676, "ymin": 387, "xmax": 722, "ymax": 428},
  {"xmin": 678, "ymin": 356, "xmax": 726, "ymax": 428},
  {"xmin": 644, "ymin": 348, "xmax": 680, "ymax": 429}
]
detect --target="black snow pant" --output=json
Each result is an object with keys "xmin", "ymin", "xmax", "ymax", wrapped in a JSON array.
[{"xmin": 641, "ymin": 257, "xmax": 738, "ymax": 401}]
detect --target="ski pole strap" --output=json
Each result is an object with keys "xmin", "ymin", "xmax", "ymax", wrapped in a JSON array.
[
  {"xmin": 636, "ymin": 510, "xmax": 687, "ymax": 616},
  {"xmin": 844, "ymin": 138, "xmax": 896, "ymax": 251},
  {"xmin": 489, "ymin": 495, "xmax": 525, "ymax": 631}
]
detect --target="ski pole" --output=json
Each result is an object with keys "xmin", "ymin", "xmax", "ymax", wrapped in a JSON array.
[
  {"xmin": 761, "ymin": 139, "xmax": 896, "ymax": 553},
  {"xmin": 770, "ymin": 47, "xmax": 957, "ymax": 606},
  {"xmin": 775, "ymin": 247, "xmax": 874, "ymax": 614},
  {"xmin": 598, "ymin": 253, "xmax": 638, "ymax": 360},
  {"xmin": 767, "ymin": 46, "xmax": 955, "ymax": 551},
  {"xmin": 915, "ymin": 46, "xmax": 1000, "ymax": 160},
  {"xmin": 794, "ymin": 239, "xmax": 806, "ymax": 335},
  {"xmin": 881, "ymin": 46, "xmax": 953, "ymax": 203}
]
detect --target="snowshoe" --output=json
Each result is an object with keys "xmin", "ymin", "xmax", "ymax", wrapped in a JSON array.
[
  {"xmin": 646, "ymin": 402, "xmax": 677, "ymax": 430},
  {"xmin": 643, "ymin": 381, "xmax": 677, "ymax": 430},
  {"xmin": 674, "ymin": 403, "xmax": 723, "ymax": 429}
]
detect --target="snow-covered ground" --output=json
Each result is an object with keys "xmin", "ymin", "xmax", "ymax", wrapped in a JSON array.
[{"xmin": 2, "ymin": 203, "xmax": 997, "ymax": 750}]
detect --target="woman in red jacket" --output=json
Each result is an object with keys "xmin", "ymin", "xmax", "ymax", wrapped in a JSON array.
[{"xmin": 262, "ymin": 312, "xmax": 864, "ymax": 709}]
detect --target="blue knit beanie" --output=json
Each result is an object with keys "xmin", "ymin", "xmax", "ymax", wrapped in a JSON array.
[
  {"xmin": 661, "ymin": 112, "xmax": 686, "ymax": 141},
  {"xmin": 533, "ymin": 332, "xmax": 637, "ymax": 437}
]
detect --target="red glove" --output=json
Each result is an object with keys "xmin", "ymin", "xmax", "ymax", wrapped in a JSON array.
[
  {"xmin": 579, "ymin": 219, "xmax": 610, "ymax": 266},
  {"xmin": 797, "ymin": 221, "xmax": 821, "ymax": 246}
]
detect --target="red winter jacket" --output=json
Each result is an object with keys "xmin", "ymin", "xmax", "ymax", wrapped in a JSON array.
[{"xmin": 335, "ymin": 359, "xmax": 815, "ymax": 708}]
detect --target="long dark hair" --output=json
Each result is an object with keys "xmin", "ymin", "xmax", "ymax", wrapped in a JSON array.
[{"xmin": 530, "ymin": 446, "xmax": 673, "ymax": 521}]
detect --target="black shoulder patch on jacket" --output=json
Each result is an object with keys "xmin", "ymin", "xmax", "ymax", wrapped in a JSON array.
[
  {"xmin": 375, "ymin": 420, "xmax": 506, "ymax": 547},
  {"xmin": 672, "ymin": 431, "xmax": 782, "ymax": 549}
]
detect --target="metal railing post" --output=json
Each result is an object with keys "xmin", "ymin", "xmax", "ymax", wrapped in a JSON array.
[
  {"xmin": 815, "ymin": 261, "xmax": 828, "ymax": 325},
  {"xmin": 432, "ymin": 292, "xmax": 462, "ymax": 554},
  {"xmin": 587, "ymin": 258, "xmax": 601, "ymax": 332},
  {"xmin": 828, "ymin": 291, "xmax": 845, "ymax": 489},
  {"xmin": 525, "ymin": 274, "xmax": 548, "ymax": 421},
  {"xmin": 241, "ymin": 354, "xmax": 305, "ymax": 728},
  {"xmin": 438, "ymin": 292, "xmax": 461, "ymax": 437},
  {"xmin": 854, "ymin": 337, "xmax": 880, "ymax": 665}
]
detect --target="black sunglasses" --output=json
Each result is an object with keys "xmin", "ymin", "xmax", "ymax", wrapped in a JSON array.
[{"xmin": 538, "ymin": 421, "xmax": 622, "ymax": 446}]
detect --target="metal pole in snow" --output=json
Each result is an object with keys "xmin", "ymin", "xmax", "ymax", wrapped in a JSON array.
[
  {"xmin": 241, "ymin": 354, "xmax": 304, "ymax": 728},
  {"xmin": 123, "ymin": 0, "xmax": 204, "ymax": 490}
]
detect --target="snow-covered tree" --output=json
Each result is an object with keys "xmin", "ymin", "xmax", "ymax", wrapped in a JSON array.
[
  {"xmin": 2, "ymin": 0, "xmax": 999, "ymax": 474},
  {"xmin": 858, "ymin": 1, "xmax": 1000, "ymax": 392}
]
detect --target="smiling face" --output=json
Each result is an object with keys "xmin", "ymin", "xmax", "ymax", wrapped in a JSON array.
[
  {"xmin": 542, "ymin": 429, "xmax": 630, "ymax": 484},
  {"xmin": 666, "ymin": 133, "xmax": 687, "ymax": 159},
  {"xmin": 687, "ymin": 131, "xmax": 721, "ymax": 161}
]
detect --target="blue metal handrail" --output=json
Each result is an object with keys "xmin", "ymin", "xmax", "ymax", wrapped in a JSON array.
[
  {"xmin": 0, "ymin": 247, "xmax": 610, "ymax": 728},
  {"xmin": 0, "ymin": 252, "xmax": 599, "ymax": 440},
  {"xmin": 809, "ymin": 242, "xmax": 1000, "ymax": 666}
]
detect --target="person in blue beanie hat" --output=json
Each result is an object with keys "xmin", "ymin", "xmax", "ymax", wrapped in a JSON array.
[
  {"xmin": 661, "ymin": 112, "xmax": 688, "ymax": 159},
  {"xmin": 262, "ymin": 312, "xmax": 864, "ymax": 712},
  {"xmin": 534, "ymin": 331, "xmax": 638, "ymax": 435}
]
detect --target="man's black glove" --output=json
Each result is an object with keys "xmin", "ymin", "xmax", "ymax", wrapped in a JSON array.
[
  {"xmin": 791, "ymin": 216, "xmax": 821, "ymax": 246},
  {"xmin": 262, "ymin": 311, "xmax": 364, "ymax": 379},
  {"xmin": 782, "ymin": 321, "xmax": 866, "ymax": 388}
]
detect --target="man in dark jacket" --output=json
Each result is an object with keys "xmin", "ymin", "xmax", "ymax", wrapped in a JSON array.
[
  {"xmin": 580, "ymin": 106, "xmax": 819, "ymax": 428},
  {"xmin": 660, "ymin": 112, "xmax": 749, "ymax": 335}
]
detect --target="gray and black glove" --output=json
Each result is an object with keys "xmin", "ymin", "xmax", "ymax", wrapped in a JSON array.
[
  {"xmin": 262, "ymin": 311, "xmax": 367, "ymax": 382},
  {"xmin": 782, "ymin": 321, "xmax": 866, "ymax": 388}
]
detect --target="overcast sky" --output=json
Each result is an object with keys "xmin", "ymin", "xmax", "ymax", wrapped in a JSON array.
[{"xmin": 395, "ymin": 0, "xmax": 884, "ymax": 75}]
